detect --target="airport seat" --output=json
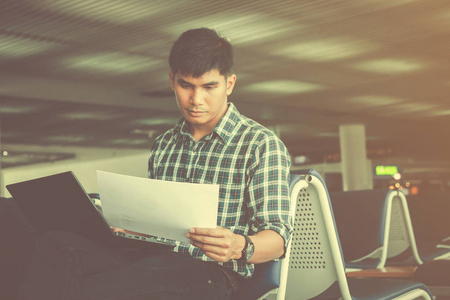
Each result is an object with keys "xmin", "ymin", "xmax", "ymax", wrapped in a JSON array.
[
  {"xmin": 330, "ymin": 189, "xmax": 393, "ymax": 269},
  {"xmin": 330, "ymin": 189, "xmax": 426, "ymax": 270},
  {"xmin": 406, "ymin": 191, "xmax": 450, "ymax": 261},
  {"xmin": 0, "ymin": 197, "xmax": 37, "ymax": 299},
  {"xmin": 377, "ymin": 190, "xmax": 425, "ymax": 266},
  {"xmin": 383, "ymin": 190, "xmax": 450, "ymax": 266},
  {"xmin": 235, "ymin": 173, "xmax": 307, "ymax": 300},
  {"xmin": 284, "ymin": 169, "xmax": 433, "ymax": 300},
  {"xmin": 88, "ymin": 193, "xmax": 103, "ymax": 214},
  {"xmin": 414, "ymin": 259, "xmax": 450, "ymax": 299}
]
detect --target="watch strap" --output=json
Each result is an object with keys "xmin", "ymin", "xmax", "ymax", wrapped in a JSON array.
[{"xmin": 241, "ymin": 235, "xmax": 254, "ymax": 261}]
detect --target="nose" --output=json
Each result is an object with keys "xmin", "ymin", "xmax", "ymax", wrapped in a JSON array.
[{"xmin": 190, "ymin": 89, "xmax": 203, "ymax": 106}]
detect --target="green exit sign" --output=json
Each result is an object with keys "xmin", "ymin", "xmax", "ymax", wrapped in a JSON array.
[{"xmin": 375, "ymin": 165, "xmax": 399, "ymax": 176}]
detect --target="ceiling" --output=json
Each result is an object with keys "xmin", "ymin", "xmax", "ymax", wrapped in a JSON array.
[{"xmin": 1, "ymin": 0, "xmax": 450, "ymax": 177}]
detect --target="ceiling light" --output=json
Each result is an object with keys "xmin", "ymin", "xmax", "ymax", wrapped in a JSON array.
[
  {"xmin": 132, "ymin": 129, "xmax": 158, "ymax": 138},
  {"xmin": 46, "ymin": 135, "xmax": 88, "ymax": 143},
  {"xmin": 41, "ymin": 0, "xmax": 169, "ymax": 24},
  {"xmin": 109, "ymin": 138, "xmax": 149, "ymax": 145},
  {"xmin": 294, "ymin": 155, "xmax": 307, "ymax": 164},
  {"xmin": 62, "ymin": 53, "xmax": 161, "ymax": 74},
  {"xmin": 429, "ymin": 109, "xmax": 450, "ymax": 116},
  {"xmin": 62, "ymin": 112, "xmax": 120, "ymax": 120},
  {"xmin": 382, "ymin": 102, "xmax": 437, "ymax": 116},
  {"xmin": 353, "ymin": 58, "xmax": 424, "ymax": 74},
  {"xmin": 166, "ymin": 13, "xmax": 293, "ymax": 45},
  {"xmin": 396, "ymin": 102, "xmax": 436, "ymax": 112},
  {"xmin": 315, "ymin": 132, "xmax": 339, "ymax": 137},
  {"xmin": 274, "ymin": 38, "xmax": 376, "ymax": 62},
  {"xmin": 0, "ymin": 106, "xmax": 36, "ymax": 113},
  {"xmin": 0, "ymin": 34, "xmax": 55, "ymax": 58},
  {"xmin": 134, "ymin": 117, "xmax": 180, "ymax": 126},
  {"xmin": 245, "ymin": 80, "xmax": 325, "ymax": 94},
  {"xmin": 348, "ymin": 95, "xmax": 404, "ymax": 107}
]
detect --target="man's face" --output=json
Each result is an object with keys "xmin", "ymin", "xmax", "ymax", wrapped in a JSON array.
[{"xmin": 169, "ymin": 69, "xmax": 236, "ymax": 134}]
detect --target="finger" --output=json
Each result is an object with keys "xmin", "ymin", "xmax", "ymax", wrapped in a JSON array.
[
  {"xmin": 111, "ymin": 227, "xmax": 125, "ymax": 233},
  {"xmin": 189, "ymin": 227, "xmax": 226, "ymax": 238},
  {"xmin": 201, "ymin": 250, "xmax": 230, "ymax": 263},
  {"xmin": 187, "ymin": 234, "xmax": 230, "ymax": 248},
  {"xmin": 191, "ymin": 241, "xmax": 230, "ymax": 259}
]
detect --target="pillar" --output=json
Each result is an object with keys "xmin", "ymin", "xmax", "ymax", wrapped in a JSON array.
[{"xmin": 339, "ymin": 124, "xmax": 373, "ymax": 191}]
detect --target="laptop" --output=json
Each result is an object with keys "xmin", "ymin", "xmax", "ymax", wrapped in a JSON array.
[{"xmin": 6, "ymin": 171, "xmax": 176, "ymax": 250}]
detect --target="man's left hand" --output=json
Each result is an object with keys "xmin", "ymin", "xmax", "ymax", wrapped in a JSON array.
[{"xmin": 186, "ymin": 226, "xmax": 245, "ymax": 263}]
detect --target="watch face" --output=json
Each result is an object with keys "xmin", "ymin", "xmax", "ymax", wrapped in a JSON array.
[{"xmin": 246, "ymin": 243, "xmax": 255, "ymax": 261}]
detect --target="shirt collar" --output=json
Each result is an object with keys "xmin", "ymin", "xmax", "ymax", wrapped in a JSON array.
[
  {"xmin": 212, "ymin": 102, "xmax": 239, "ymax": 144},
  {"xmin": 173, "ymin": 102, "xmax": 240, "ymax": 144}
]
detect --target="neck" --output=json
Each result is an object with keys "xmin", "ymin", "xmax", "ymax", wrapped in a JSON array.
[
  {"xmin": 189, "ymin": 102, "xmax": 229, "ymax": 141},
  {"xmin": 190, "ymin": 127, "xmax": 211, "ymax": 141}
]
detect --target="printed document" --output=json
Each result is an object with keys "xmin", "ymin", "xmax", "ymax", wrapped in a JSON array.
[{"xmin": 96, "ymin": 171, "xmax": 219, "ymax": 243}]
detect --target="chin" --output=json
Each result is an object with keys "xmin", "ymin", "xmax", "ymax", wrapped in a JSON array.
[{"xmin": 188, "ymin": 119, "xmax": 206, "ymax": 125}]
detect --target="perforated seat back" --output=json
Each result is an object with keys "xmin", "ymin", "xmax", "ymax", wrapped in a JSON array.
[
  {"xmin": 286, "ymin": 175, "xmax": 348, "ymax": 299},
  {"xmin": 386, "ymin": 194, "xmax": 412, "ymax": 259}
]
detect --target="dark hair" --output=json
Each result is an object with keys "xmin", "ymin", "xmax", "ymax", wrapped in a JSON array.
[{"xmin": 169, "ymin": 28, "xmax": 234, "ymax": 78}]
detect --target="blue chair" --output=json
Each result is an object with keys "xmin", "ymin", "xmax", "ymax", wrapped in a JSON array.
[
  {"xmin": 405, "ymin": 191, "xmax": 450, "ymax": 262},
  {"xmin": 284, "ymin": 169, "xmax": 433, "ymax": 300},
  {"xmin": 88, "ymin": 193, "xmax": 103, "ymax": 214},
  {"xmin": 382, "ymin": 190, "xmax": 450, "ymax": 265},
  {"xmin": 381, "ymin": 190, "xmax": 425, "ymax": 266},
  {"xmin": 330, "ymin": 189, "xmax": 426, "ymax": 270},
  {"xmin": 235, "ymin": 174, "xmax": 308, "ymax": 300},
  {"xmin": 0, "ymin": 197, "xmax": 36, "ymax": 299},
  {"xmin": 330, "ymin": 189, "xmax": 393, "ymax": 270}
]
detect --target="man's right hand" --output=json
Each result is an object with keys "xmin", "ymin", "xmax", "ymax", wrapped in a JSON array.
[
  {"xmin": 111, "ymin": 227, "xmax": 126, "ymax": 233},
  {"xmin": 110, "ymin": 227, "xmax": 150, "ymax": 237}
]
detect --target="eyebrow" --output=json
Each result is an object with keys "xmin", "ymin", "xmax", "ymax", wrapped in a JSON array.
[{"xmin": 177, "ymin": 78, "xmax": 219, "ymax": 87}]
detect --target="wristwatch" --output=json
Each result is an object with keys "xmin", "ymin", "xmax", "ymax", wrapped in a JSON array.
[{"xmin": 241, "ymin": 235, "xmax": 255, "ymax": 262}]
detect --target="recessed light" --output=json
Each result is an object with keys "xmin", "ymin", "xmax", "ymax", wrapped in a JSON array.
[
  {"xmin": 274, "ymin": 38, "xmax": 376, "ymax": 62},
  {"xmin": 0, "ymin": 106, "xmax": 36, "ymax": 113},
  {"xmin": 46, "ymin": 136, "xmax": 88, "ymax": 143},
  {"xmin": 245, "ymin": 80, "xmax": 325, "ymax": 94},
  {"xmin": 166, "ymin": 13, "xmax": 293, "ymax": 45},
  {"xmin": 62, "ymin": 53, "xmax": 161, "ymax": 74},
  {"xmin": 41, "ymin": 0, "xmax": 169, "ymax": 24},
  {"xmin": 429, "ymin": 109, "xmax": 450, "ymax": 116},
  {"xmin": 109, "ymin": 138, "xmax": 149, "ymax": 145},
  {"xmin": 61, "ymin": 112, "xmax": 119, "ymax": 121},
  {"xmin": 381, "ymin": 102, "xmax": 437, "ymax": 116},
  {"xmin": 134, "ymin": 117, "xmax": 180, "ymax": 126},
  {"xmin": 353, "ymin": 58, "xmax": 424, "ymax": 74},
  {"xmin": 0, "ymin": 34, "xmax": 55, "ymax": 58},
  {"xmin": 348, "ymin": 95, "xmax": 404, "ymax": 107},
  {"xmin": 315, "ymin": 132, "xmax": 339, "ymax": 137}
]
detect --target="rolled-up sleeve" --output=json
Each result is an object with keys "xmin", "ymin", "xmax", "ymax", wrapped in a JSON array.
[{"xmin": 247, "ymin": 134, "xmax": 292, "ymax": 255}]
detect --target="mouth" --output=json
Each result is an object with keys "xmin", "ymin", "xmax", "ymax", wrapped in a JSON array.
[{"xmin": 186, "ymin": 109, "xmax": 206, "ymax": 117}]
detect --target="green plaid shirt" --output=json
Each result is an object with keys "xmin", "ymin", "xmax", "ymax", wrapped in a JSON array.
[{"xmin": 148, "ymin": 103, "xmax": 292, "ymax": 278}]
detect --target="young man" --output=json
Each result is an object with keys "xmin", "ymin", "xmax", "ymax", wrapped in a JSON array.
[{"xmin": 22, "ymin": 28, "xmax": 292, "ymax": 299}]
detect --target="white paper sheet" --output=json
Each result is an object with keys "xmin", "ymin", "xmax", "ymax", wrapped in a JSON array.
[{"xmin": 96, "ymin": 170, "xmax": 219, "ymax": 243}]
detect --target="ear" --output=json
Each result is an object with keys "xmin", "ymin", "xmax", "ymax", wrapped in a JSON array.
[
  {"xmin": 169, "ymin": 71, "xmax": 175, "ymax": 91},
  {"xmin": 226, "ymin": 74, "xmax": 237, "ymax": 96}
]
